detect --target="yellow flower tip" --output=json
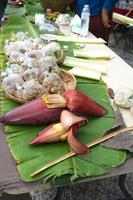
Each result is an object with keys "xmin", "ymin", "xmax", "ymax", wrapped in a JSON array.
[
  {"xmin": 42, "ymin": 95, "xmax": 49, "ymax": 103},
  {"xmin": 60, "ymin": 133, "xmax": 68, "ymax": 141},
  {"xmin": 42, "ymin": 94, "xmax": 67, "ymax": 108},
  {"xmin": 46, "ymin": 105, "xmax": 54, "ymax": 109},
  {"xmin": 53, "ymin": 123, "xmax": 65, "ymax": 133}
]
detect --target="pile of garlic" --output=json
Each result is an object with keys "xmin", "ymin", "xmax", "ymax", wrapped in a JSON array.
[
  {"xmin": 2, "ymin": 32, "xmax": 65, "ymax": 101},
  {"xmin": 114, "ymin": 87, "xmax": 133, "ymax": 115}
]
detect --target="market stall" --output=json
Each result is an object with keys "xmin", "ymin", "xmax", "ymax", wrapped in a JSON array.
[{"xmin": 0, "ymin": 0, "xmax": 133, "ymax": 195}]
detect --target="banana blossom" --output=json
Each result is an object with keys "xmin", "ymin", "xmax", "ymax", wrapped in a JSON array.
[
  {"xmin": 0, "ymin": 89, "xmax": 107, "ymax": 125},
  {"xmin": 31, "ymin": 110, "xmax": 88, "ymax": 155}
]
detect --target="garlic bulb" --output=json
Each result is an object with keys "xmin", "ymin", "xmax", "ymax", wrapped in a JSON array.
[
  {"xmin": 15, "ymin": 32, "xmax": 28, "ymax": 41},
  {"xmin": 45, "ymin": 42, "xmax": 61, "ymax": 54},
  {"xmin": 4, "ymin": 42, "xmax": 16, "ymax": 55},
  {"xmin": 2, "ymin": 74, "xmax": 24, "ymax": 96},
  {"xmin": 15, "ymin": 86, "xmax": 25, "ymax": 99},
  {"xmin": 22, "ymin": 79, "xmax": 44, "ymax": 100},
  {"xmin": 114, "ymin": 87, "xmax": 133, "ymax": 108},
  {"xmin": 6, "ymin": 64, "xmax": 25, "ymax": 75},
  {"xmin": 32, "ymin": 38, "xmax": 44, "ymax": 50},
  {"xmin": 28, "ymin": 49, "xmax": 43, "ymax": 59},
  {"xmin": 23, "ymin": 68, "xmax": 43, "ymax": 83},
  {"xmin": 43, "ymin": 56, "xmax": 59, "ymax": 73},
  {"xmin": 43, "ymin": 55, "xmax": 56, "ymax": 63},
  {"xmin": 3, "ymin": 32, "xmax": 66, "ymax": 101},
  {"xmin": 42, "ymin": 72, "xmax": 65, "ymax": 94},
  {"xmin": 21, "ymin": 57, "xmax": 34, "ymax": 69},
  {"xmin": 43, "ymin": 42, "xmax": 61, "ymax": 60},
  {"xmin": 9, "ymin": 51, "xmax": 25, "ymax": 64}
]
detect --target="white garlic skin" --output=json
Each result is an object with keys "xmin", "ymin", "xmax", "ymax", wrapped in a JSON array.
[
  {"xmin": 6, "ymin": 64, "xmax": 25, "ymax": 75},
  {"xmin": 22, "ymin": 79, "xmax": 44, "ymax": 100},
  {"xmin": 2, "ymin": 32, "xmax": 65, "ymax": 101},
  {"xmin": 114, "ymin": 87, "xmax": 133, "ymax": 108},
  {"xmin": 23, "ymin": 68, "xmax": 43, "ymax": 83},
  {"xmin": 2, "ymin": 74, "xmax": 24, "ymax": 96}
]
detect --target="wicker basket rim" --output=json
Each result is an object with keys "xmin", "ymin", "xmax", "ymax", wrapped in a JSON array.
[
  {"xmin": 56, "ymin": 50, "xmax": 65, "ymax": 64},
  {"xmin": 5, "ymin": 69, "xmax": 77, "ymax": 103}
]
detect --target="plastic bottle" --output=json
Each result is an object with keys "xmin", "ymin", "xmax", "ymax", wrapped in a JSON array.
[{"xmin": 80, "ymin": 4, "xmax": 90, "ymax": 37}]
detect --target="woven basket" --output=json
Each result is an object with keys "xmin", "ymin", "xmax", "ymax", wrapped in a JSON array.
[
  {"xmin": 40, "ymin": 0, "xmax": 74, "ymax": 12},
  {"xmin": 5, "ymin": 69, "xmax": 77, "ymax": 103},
  {"xmin": 56, "ymin": 50, "xmax": 65, "ymax": 64}
]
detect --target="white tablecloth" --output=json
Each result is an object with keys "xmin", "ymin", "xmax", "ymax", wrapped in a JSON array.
[{"xmin": 59, "ymin": 25, "xmax": 133, "ymax": 126}]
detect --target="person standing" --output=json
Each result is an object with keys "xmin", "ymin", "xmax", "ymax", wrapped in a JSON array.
[
  {"xmin": 72, "ymin": 0, "xmax": 118, "ymax": 43},
  {"xmin": 0, "ymin": 0, "xmax": 8, "ymax": 26}
]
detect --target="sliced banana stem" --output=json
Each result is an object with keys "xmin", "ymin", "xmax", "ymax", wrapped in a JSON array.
[
  {"xmin": 30, "ymin": 126, "xmax": 133, "ymax": 177},
  {"xmin": 40, "ymin": 34, "xmax": 106, "ymax": 44}
]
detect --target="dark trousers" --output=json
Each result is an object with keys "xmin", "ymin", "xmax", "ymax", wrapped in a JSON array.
[
  {"xmin": 0, "ymin": 0, "xmax": 8, "ymax": 23},
  {"xmin": 89, "ymin": 12, "xmax": 113, "ymax": 44}
]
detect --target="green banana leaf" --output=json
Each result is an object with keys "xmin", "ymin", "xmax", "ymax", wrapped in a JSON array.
[
  {"xmin": 25, "ymin": 0, "xmax": 40, "ymax": 5},
  {"xmin": 6, "ymin": 82, "xmax": 126, "ymax": 183},
  {"xmin": 0, "ymin": 3, "xmax": 127, "ymax": 185},
  {"xmin": 5, "ymin": 4, "xmax": 25, "ymax": 16}
]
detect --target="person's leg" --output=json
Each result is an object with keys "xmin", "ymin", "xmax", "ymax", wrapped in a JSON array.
[
  {"xmin": 89, "ymin": 13, "xmax": 112, "ymax": 44},
  {"xmin": 0, "ymin": 0, "xmax": 8, "ymax": 24},
  {"xmin": 3, "ymin": 0, "xmax": 8, "ymax": 9},
  {"xmin": 0, "ymin": 8, "xmax": 5, "ymax": 23}
]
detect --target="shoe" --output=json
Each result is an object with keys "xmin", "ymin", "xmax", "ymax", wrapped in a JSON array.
[{"xmin": 0, "ymin": 16, "xmax": 8, "ymax": 27}]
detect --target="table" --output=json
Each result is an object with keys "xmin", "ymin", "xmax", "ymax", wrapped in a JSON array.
[
  {"xmin": 0, "ymin": 14, "xmax": 133, "ymax": 197},
  {"xmin": 1, "ymin": 124, "xmax": 133, "ymax": 198},
  {"xmin": 59, "ymin": 25, "xmax": 133, "ymax": 126}
]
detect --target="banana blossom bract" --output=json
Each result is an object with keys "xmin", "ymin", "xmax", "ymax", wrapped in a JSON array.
[
  {"xmin": 44, "ymin": 89, "xmax": 107, "ymax": 116},
  {"xmin": 31, "ymin": 110, "xmax": 88, "ymax": 155},
  {"xmin": 0, "ymin": 89, "xmax": 107, "ymax": 125},
  {"xmin": 0, "ymin": 98, "xmax": 65, "ymax": 125}
]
